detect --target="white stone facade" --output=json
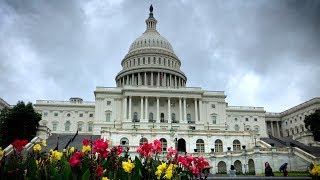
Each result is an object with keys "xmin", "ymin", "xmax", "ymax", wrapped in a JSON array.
[{"xmin": 33, "ymin": 6, "xmax": 319, "ymax": 173}]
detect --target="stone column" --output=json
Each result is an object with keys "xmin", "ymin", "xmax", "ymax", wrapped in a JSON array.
[
  {"xmin": 276, "ymin": 121, "xmax": 280, "ymax": 137},
  {"xmin": 174, "ymin": 76, "xmax": 177, "ymax": 87},
  {"xmin": 178, "ymin": 77, "xmax": 181, "ymax": 88},
  {"xmin": 183, "ymin": 98, "xmax": 187, "ymax": 121},
  {"xmin": 123, "ymin": 97, "xmax": 127, "ymax": 121},
  {"xmin": 157, "ymin": 72, "xmax": 160, "ymax": 86},
  {"xmin": 145, "ymin": 97, "xmax": 148, "ymax": 122},
  {"xmin": 194, "ymin": 99, "xmax": 198, "ymax": 122},
  {"xmin": 140, "ymin": 97, "xmax": 144, "ymax": 121},
  {"xmin": 128, "ymin": 96, "xmax": 132, "ymax": 121},
  {"xmin": 179, "ymin": 98, "xmax": 182, "ymax": 122},
  {"xmin": 199, "ymin": 99, "xmax": 202, "ymax": 122},
  {"xmin": 156, "ymin": 97, "xmax": 160, "ymax": 122},
  {"xmin": 138, "ymin": 73, "xmax": 141, "ymax": 86},
  {"xmin": 270, "ymin": 121, "xmax": 274, "ymax": 136},
  {"xmin": 144, "ymin": 72, "xmax": 147, "ymax": 86},
  {"xmin": 151, "ymin": 72, "xmax": 154, "ymax": 86},
  {"xmin": 131, "ymin": 74, "xmax": 134, "ymax": 85},
  {"xmin": 167, "ymin": 98, "xmax": 171, "ymax": 122},
  {"xmin": 169, "ymin": 74, "xmax": 172, "ymax": 86},
  {"xmin": 164, "ymin": 73, "xmax": 167, "ymax": 86}
]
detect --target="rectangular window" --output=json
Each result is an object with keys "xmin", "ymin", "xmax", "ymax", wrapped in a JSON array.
[
  {"xmin": 88, "ymin": 123, "xmax": 93, "ymax": 132},
  {"xmin": 43, "ymin": 112, "xmax": 48, "ymax": 117},
  {"xmin": 78, "ymin": 123, "xmax": 83, "ymax": 131},
  {"xmin": 106, "ymin": 113, "xmax": 111, "ymax": 122},
  {"xmin": 107, "ymin": 101, "xmax": 111, "ymax": 105},
  {"xmin": 254, "ymin": 118, "xmax": 257, "ymax": 121},
  {"xmin": 245, "ymin": 118, "xmax": 249, "ymax": 121},
  {"xmin": 52, "ymin": 123, "xmax": 58, "ymax": 131},
  {"xmin": 54, "ymin": 113, "xmax": 58, "ymax": 117},
  {"xmin": 212, "ymin": 116, "xmax": 217, "ymax": 124},
  {"xmin": 79, "ymin": 113, "xmax": 83, "ymax": 117},
  {"xmin": 211, "ymin": 104, "xmax": 215, "ymax": 108},
  {"xmin": 89, "ymin": 114, "xmax": 94, "ymax": 118}
]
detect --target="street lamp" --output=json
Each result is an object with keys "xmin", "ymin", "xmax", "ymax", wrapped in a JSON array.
[{"xmin": 152, "ymin": 120, "xmax": 155, "ymax": 129}]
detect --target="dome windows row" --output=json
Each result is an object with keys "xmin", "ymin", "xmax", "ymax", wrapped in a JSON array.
[
  {"xmin": 129, "ymin": 38, "xmax": 173, "ymax": 52},
  {"xmin": 123, "ymin": 56, "xmax": 180, "ymax": 70}
]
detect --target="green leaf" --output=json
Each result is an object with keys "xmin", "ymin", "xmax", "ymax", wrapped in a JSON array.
[
  {"xmin": 61, "ymin": 161, "xmax": 72, "ymax": 180},
  {"xmin": 81, "ymin": 169, "xmax": 90, "ymax": 180}
]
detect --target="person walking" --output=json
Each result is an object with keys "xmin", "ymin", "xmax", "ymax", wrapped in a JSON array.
[
  {"xmin": 265, "ymin": 162, "xmax": 274, "ymax": 176},
  {"xmin": 229, "ymin": 165, "xmax": 237, "ymax": 177},
  {"xmin": 279, "ymin": 163, "xmax": 288, "ymax": 177}
]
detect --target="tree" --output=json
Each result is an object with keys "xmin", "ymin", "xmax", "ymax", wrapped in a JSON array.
[
  {"xmin": 304, "ymin": 109, "xmax": 320, "ymax": 141},
  {"xmin": 0, "ymin": 101, "xmax": 42, "ymax": 147}
]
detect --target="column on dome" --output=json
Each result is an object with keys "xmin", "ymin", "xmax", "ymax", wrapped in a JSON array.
[
  {"xmin": 178, "ymin": 77, "xmax": 181, "ymax": 88},
  {"xmin": 122, "ymin": 96, "xmax": 127, "ymax": 121},
  {"xmin": 140, "ymin": 97, "xmax": 144, "ymax": 121},
  {"xmin": 128, "ymin": 96, "xmax": 132, "ymax": 121},
  {"xmin": 144, "ymin": 72, "xmax": 147, "ymax": 86},
  {"xmin": 167, "ymin": 98, "xmax": 171, "ymax": 122},
  {"xmin": 151, "ymin": 72, "xmax": 154, "ymax": 86},
  {"xmin": 174, "ymin": 76, "xmax": 177, "ymax": 88},
  {"xmin": 145, "ymin": 97, "xmax": 148, "ymax": 122},
  {"xmin": 183, "ymin": 98, "xmax": 187, "ymax": 121},
  {"xmin": 157, "ymin": 72, "xmax": 160, "ymax": 86},
  {"xmin": 199, "ymin": 99, "xmax": 203, "ymax": 122},
  {"xmin": 270, "ymin": 121, "xmax": 274, "ymax": 136},
  {"xmin": 194, "ymin": 99, "xmax": 198, "ymax": 122},
  {"xmin": 170, "ymin": 74, "xmax": 172, "ymax": 87},
  {"xmin": 164, "ymin": 73, "xmax": 167, "ymax": 86},
  {"xmin": 179, "ymin": 98, "xmax": 182, "ymax": 122},
  {"xmin": 156, "ymin": 97, "xmax": 160, "ymax": 122},
  {"xmin": 131, "ymin": 74, "xmax": 134, "ymax": 85},
  {"xmin": 138, "ymin": 73, "xmax": 141, "ymax": 86}
]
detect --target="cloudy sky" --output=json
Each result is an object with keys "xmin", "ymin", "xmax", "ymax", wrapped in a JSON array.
[{"xmin": 0, "ymin": 0, "xmax": 319, "ymax": 112}]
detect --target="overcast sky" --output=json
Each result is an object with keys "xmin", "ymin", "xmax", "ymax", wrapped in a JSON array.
[{"xmin": 0, "ymin": 0, "xmax": 319, "ymax": 112}]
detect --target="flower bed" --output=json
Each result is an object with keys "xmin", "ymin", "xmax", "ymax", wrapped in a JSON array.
[{"xmin": 0, "ymin": 138, "xmax": 209, "ymax": 179}]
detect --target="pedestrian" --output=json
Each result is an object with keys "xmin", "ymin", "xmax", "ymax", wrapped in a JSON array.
[
  {"xmin": 279, "ymin": 163, "xmax": 288, "ymax": 177},
  {"xmin": 229, "ymin": 165, "xmax": 237, "ymax": 177},
  {"xmin": 265, "ymin": 162, "xmax": 274, "ymax": 176}
]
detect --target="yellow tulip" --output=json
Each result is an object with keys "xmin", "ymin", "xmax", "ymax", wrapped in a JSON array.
[
  {"xmin": 122, "ymin": 160, "xmax": 135, "ymax": 173},
  {"xmin": 0, "ymin": 147, "xmax": 3, "ymax": 158},
  {"xmin": 41, "ymin": 140, "xmax": 47, "ymax": 147},
  {"xmin": 101, "ymin": 177, "xmax": 109, "ymax": 180},
  {"xmin": 33, "ymin": 144, "xmax": 42, "ymax": 152},
  {"xmin": 82, "ymin": 145, "xmax": 91, "ymax": 153}
]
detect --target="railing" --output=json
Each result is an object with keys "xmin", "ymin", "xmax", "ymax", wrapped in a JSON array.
[
  {"xmin": 1, "ymin": 136, "xmax": 40, "ymax": 160},
  {"xmin": 36, "ymin": 100, "xmax": 95, "ymax": 105},
  {"xmin": 227, "ymin": 106, "xmax": 264, "ymax": 111}
]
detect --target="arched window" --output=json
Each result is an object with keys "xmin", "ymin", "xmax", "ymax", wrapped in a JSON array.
[
  {"xmin": 120, "ymin": 137, "xmax": 129, "ymax": 146},
  {"xmin": 88, "ymin": 122, "xmax": 93, "ymax": 132},
  {"xmin": 211, "ymin": 114, "xmax": 217, "ymax": 124},
  {"xmin": 234, "ymin": 124, "xmax": 240, "ymax": 131},
  {"xmin": 160, "ymin": 138, "xmax": 167, "ymax": 151},
  {"xmin": 187, "ymin": 114, "xmax": 192, "ymax": 123},
  {"xmin": 160, "ymin": 113, "xmax": 165, "ymax": 122},
  {"xmin": 233, "ymin": 140, "xmax": 241, "ymax": 151},
  {"xmin": 139, "ymin": 137, "xmax": 148, "ymax": 145},
  {"xmin": 77, "ymin": 121, "xmax": 84, "ymax": 131},
  {"xmin": 133, "ymin": 112, "xmax": 138, "ymax": 122},
  {"xmin": 65, "ymin": 121, "xmax": 70, "ymax": 131},
  {"xmin": 171, "ymin": 113, "xmax": 176, "ymax": 123},
  {"xmin": 215, "ymin": 139, "xmax": 223, "ymax": 152},
  {"xmin": 196, "ymin": 139, "xmax": 205, "ymax": 153},
  {"xmin": 149, "ymin": 112, "xmax": 153, "ymax": 122}
]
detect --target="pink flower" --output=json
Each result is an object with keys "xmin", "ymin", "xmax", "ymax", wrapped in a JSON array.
[
  {"xmin": 93, "ymin": 139, "xmax": 109, "ymax": 158},
  {"xmin": 178, "ymin": 156, "xmax": 188, "ymax": 168},
  {"xmin": 186, "ymin": 155, "xmax": 195, "ymax": 164},
  {"xmin": 96, "ymin": 166, "xmax": 104, "ymax": 177},
  {"xmin": 189, "ymin": 165, "xmax": 200, "ymax": 176},
  {"xmin": 166, "ymin": 147, "xmax": 177, "ymax": 160},
  {"xmin": 69, "ymin": 152, "xmax": 84, "ymax": 167},
  {"xmin": 153, "ymin": 139, "xmax": 162, "ymax": 154},
  {"xmin": 83, "ymin": 138, "xmax": 90, "ymax": 146},
  {"xmin": 116, "ymin": 146, "xmax": 123, "ymax": 156},
  {"xmin": 12, "ymin": 139, "xmax": 29, "ymax": 152}
]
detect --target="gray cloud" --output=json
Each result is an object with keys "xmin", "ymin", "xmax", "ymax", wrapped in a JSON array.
[{"xmin": 0, "ymin": 0, "xmax": 319, "ymax": 112}]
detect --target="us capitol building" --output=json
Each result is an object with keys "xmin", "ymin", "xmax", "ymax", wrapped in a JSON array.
[{"xmin": 33, "ymin": 6, "xmax": 320, "ymax": 174}]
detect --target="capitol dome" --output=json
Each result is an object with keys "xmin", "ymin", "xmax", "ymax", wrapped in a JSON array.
[{"xmin": 116, "ymin": 5, "xmax": 187, "ymax": 88}]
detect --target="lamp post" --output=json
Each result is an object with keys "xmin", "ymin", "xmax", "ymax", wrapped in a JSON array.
[
  {"xmin": 114, "ymin": 120, "xmax": 116, "ymax": 128},
  {"xmin": 152, "ymin": 120, "xmax": 155, "ymax": 129},
  {"xmin": 133, "ymin": 119, "xmax": 136, "ymax": 129}
]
